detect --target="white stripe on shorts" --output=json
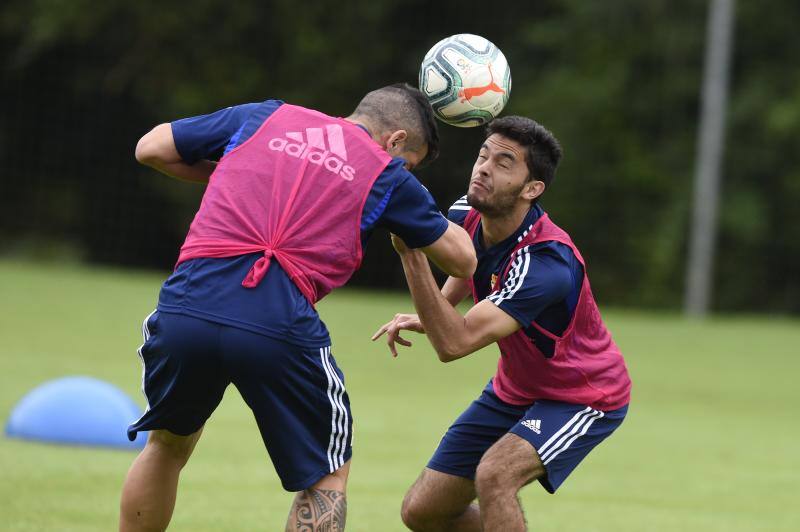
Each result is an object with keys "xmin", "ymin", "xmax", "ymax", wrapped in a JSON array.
[
  {"xmin": 132, "ymin": 309, "xmax": 157, "ymax": 424},
  {"xmin": 536, "ymin": 407, "xmax": 592, "ymax": 456},
  {"xmin": 323, "ymin": 347, "xmax": 342, "ymax": 469},
  {"xmin": 321, "ymin": 346, "xmax": 348, "ymax": 471},
  {"xmin": 323, "ymin": 346, "xmax": 349, "ymax": 469},
  {"xmin": 537, "ymin": 408, "xmax": 604, "ymax": 465},
  {"xmin": 541, "ymin": 410, "xmax": 604, "ymax": 465},
  {"xmin": 321, "ymin": 347, "xmax": 339, "ymax": 472}
]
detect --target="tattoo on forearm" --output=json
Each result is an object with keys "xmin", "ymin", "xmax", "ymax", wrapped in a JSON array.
[{"xmin": 286, "ymin": 488, "xmax": 347, "ymax": 531}]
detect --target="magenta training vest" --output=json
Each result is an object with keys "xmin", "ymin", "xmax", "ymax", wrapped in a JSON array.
[
  {"xmin": 177, "ymin": 104, "xmax": 391, "ymax": 305},
  {"xmin": 464, "ymin": 209, "xmax": 632, "ymax": 410}
]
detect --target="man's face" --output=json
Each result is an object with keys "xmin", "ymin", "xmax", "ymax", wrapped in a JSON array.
[{"xmin": 467, "ymin": 134, "xmax": 534, "ymax": 216}]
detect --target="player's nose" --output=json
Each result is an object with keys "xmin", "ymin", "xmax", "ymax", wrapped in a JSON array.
[{"xmin": 475, "ymin": 159, "xmax": 491, "ymax": 176}]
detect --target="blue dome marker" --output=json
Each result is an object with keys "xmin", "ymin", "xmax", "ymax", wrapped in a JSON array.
[{"xmin": 5, "ymin": 376, "xmax": 147, "ymax": 450}]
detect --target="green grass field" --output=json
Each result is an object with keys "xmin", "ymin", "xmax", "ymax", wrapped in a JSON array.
[{"xmin": 1, "ymin": 260, "xmax": 799, "ymax": 531}]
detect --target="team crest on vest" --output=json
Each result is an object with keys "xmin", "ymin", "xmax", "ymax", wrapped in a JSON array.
[
  {"xmin": 490, "ymin": 273, "xmax": 498, "ymax": 290},
  {"xmin": 268, "ymin": 124, "xmax": 356, "ymax": 180}
]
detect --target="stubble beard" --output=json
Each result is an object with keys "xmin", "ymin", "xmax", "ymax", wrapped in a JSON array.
[{"xmin": 467, "ymin": 184, "xmax": 525, "ymax": 218}]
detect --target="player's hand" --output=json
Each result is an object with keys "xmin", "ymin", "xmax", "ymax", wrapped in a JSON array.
[{"xmin": 371, "ymin": 313, "xmax": 425, "ymax": 358}]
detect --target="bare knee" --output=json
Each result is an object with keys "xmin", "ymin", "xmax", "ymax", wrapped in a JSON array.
[
  {"xmin": 400, "ymin": 468, "xmax": 478, "ymax": 531},
  {"xmin": 145, "ymin": 429, "xmax": 201, "ymax": 467},
  {"xmin": 475, "ymin": 434, "xmax": 544, "ymax": 501},
  {"xmin": 474, "ymin": 459, "xmax": 509, "ymax": 500},
  {"xmin": 400, "ymin": 483, "xmax": 458, "ymax": 531},
  {"xmin": 474, "ymin": 456, "xmax": 529, "ymax": 501},
  {"xmin": 400, "ymin": 486, "xmax": 429, "ymax": 530}
]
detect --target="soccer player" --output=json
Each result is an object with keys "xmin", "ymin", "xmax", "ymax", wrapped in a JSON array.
[
  {"xmin": 119, "ymin": 84, "xmax": 477, "ymax": 532},
  {"xmin": 373, "ymin": 116, "xmax": 632, "ymax": 531}
]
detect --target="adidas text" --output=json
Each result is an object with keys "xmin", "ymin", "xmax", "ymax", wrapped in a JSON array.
[{"xmin": 268, "ymin": 138, "xmax": 356, "ymax": 180}]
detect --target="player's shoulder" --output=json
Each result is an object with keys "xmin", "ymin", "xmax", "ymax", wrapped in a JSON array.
[
  {"xmin": 509, "ymin": 240, "xmax": 574, "ymax": 272},
  {"xmin": 244, "ymin": 99, "xmax": 285, "ymax": 119},
  {"xmin": 379, "ymin": 158, "xmax": 430, "ymax": 192},
  {"xmin": 528, "ymin": 239, "xmax": 579, "ymax": 272},
  {"xmin": 223, "ymin": 99, "xmax": 281, "ymax": 114},
  {"xmin": 447, "ymin": 194, "xmax": 472, "ymax": 226},
  {"xmin": 491, "ymin": 243, "xmax": 573, "ymax": 303},
  {"xmin": 521, "ymin": 241, "xmax": 576, "ymax": 285},
  {"xmin": 227, "ymin": 98, "xmax": 285, "ymax": 116},
  {"xmin": 370, "ymin": 160, "xmax": 440, "ymax": 218},
  {"xmin": 261, "ymin": 98, "xmax": 285, "ymax": 109},
  {"xmin": 172, "ymin": 99, "xmax": 283, "ymax": 125}
]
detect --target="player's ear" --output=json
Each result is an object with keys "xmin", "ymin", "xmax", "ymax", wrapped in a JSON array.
[
  {"xmin": 522, "ymin": 180, "xmax": 545, "ymax": 201},
  {"xmin": 383, "ymin": 130, "xmax": 408, "ymax": 152}
]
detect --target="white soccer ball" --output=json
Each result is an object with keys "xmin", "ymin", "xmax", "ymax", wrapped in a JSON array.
[{"xmin": 419, "ymin": 34, "xmax": 511, "ymax": 128}]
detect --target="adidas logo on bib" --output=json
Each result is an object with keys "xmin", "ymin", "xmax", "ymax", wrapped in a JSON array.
[
  {"xmin": 268, "ymin": 125, "xmax": 356, "ymax": 181},
  {"xmin": 521, "ymin": 419, "xmax": 542, "ymax": 434}
]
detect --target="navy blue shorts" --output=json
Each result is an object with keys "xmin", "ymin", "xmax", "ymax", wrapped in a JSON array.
[
  {"xmin": 127, "ymin": 310, "xmax": 352, "ymax": 492},
  {"xmin": 428, "ymin": 380, "xmax": 627, "ymax": 493}
]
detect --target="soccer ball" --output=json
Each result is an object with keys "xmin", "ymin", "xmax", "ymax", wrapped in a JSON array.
[{"xmin": 419, "ymin": 34, "xmax": 511, "ymax": 128}]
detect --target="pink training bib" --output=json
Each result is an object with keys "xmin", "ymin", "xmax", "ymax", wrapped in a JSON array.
[
  {"xmin": 464, "ymin": 209, "xmax": 631, "ymax": 410},
  {"xmin": 177, "ymin": 104, "xmax": 391, "ymax": 305}
]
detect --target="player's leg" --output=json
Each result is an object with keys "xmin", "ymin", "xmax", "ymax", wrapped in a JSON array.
[
  {"xmin": 400, "ymin": 468, "xmax": 479, "ymax": 532},
  {"xmin": 285, "ymin": 459, "xmax": 350, "ymax": 531},
  {"xmin": 120, "ymin": 311, "xmax": 229, "ymax": 532},
  {"xmin": 475, "ymin": 400, "xmax": 630, "ymax": 531},
  {"xmin": 119, "ymin": 428, "xmax": 203, "ymax": 532},
  {"xmin": 225, "ymin": 331, "xmax": 354, "ymax": 531},
  {"xmin": 402, "ymin": 380, "xmax": 526, "ymax": 531},
  {"xmin": 474, "ymin": 433, "xmax": 545, "ymax": 531}
]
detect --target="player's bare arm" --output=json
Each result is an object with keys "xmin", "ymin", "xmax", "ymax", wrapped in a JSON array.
[
  {"xmin": 372, "ymin": 275, "xmax": 471, "ymax": 356},
  {"xmin": 419, "ymin": 220, "xmax": 477, "ymax": 279},
  {"xmin": 135, "ymin": 123, "xmax": 216, "ymax": 184},
  {"xmin": 440, "ymin": 274, "xmax": 472, "ymax": 306},
  {"xmin": 375, "ymin": 236, "xmax": 520, "ymax": 361}
]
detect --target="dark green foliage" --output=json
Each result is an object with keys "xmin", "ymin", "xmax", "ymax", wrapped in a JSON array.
[{"xmin": 1, "ymin": 0, "xmax": 797, "ymax": 312}]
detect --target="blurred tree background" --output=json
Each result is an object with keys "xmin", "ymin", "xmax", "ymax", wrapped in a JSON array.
[{"xmin": 1, "ymin": 0, "xmax": 798, "ymax": 313}]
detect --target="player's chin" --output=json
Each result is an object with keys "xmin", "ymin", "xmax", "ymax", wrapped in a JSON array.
[{"xmin": 467, "ymin": 188, "xmax": 490, "ymax": 208}]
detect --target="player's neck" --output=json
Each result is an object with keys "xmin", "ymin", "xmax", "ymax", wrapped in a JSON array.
[
  {"xmin": 480, "ymin": 202, "xmax": 530, "ymax": 248},
  {"xmin": 344, "ymin": 116, "xmax": 374, "ymax": 139}
]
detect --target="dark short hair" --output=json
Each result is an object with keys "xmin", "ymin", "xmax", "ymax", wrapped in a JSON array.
[
  {"xmin": 486, "ymin": 116, "xmax": 562, "ymax": 187},
  {"xmin": 352, "ymin": 83, "xmax": 440, "ymax": 166}
]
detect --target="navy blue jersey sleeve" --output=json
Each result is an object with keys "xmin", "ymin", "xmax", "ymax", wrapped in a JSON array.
[
  {"xmin": 369, "ymin": 161, "xmax": 449, "ymax": 249},
  {"xmin": 487, "ymin": 242, "xmax": 579, "ymax": 328},
  {"xmin": 171, "ymin": 102, "xmax": 262, "ymax": 163},
  {"xmin": 447, "ymin": 194, "xmax": 472, "ymax": 226}
]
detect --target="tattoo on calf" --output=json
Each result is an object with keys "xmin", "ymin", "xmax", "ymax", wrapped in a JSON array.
[{"xmin": 287, "ymin": 488, "xmax": 347, "ymax": 532}]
